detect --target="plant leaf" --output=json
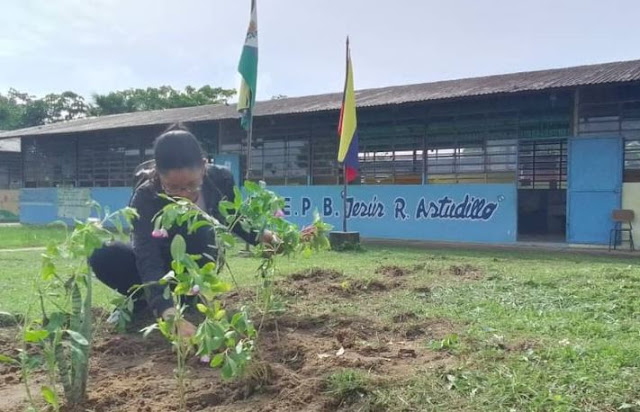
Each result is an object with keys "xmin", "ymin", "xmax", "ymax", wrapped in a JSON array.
[
  {"xmin": 41, "ymin": 385, "xmax": 58, "ymax": 407},
  {"xmin": 25, "ymin": 329, "xmax": 49, "ymax": 343},
  {"xmin": 188, "ymin": 220, "xmax": 210, "ymax": 234},
  {"xmin": 41, "ymin": 259, "xmax": 56, "ymax": 281},
  {"xmin": 65, "ymin": 330, "xmax": 88, "ymax": 346},
  {"xmin": 0, "ymin": 354, "xmax": 17, "ymax": 364},
  {"xmin": 196, "ymin": 304, "xmax": 208, "ymax": 314},
  {"xmin": 170, "ymin": 235, "xmax": 187, "ymax": 260},
  {"xmin": 221, "ymin": 355, "xmax": 237, "ymax": 379},
  {"xmin": 210, "ymin": 353, "xmax": 224, "ymax": 368},
  {"xmin": 233, "ymin": 186, "xmax": 243, "ymax": 208}
]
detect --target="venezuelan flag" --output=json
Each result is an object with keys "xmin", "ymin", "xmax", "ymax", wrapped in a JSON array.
[{"xmin": 337, "ymin": 38, "xmax": 359, "ymax": 183}]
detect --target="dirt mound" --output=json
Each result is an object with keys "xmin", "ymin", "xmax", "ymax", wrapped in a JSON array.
[
  {"xmin": 392, "ymin": 312, "xmax": 418, "ymax": 323},
  {"xmin": 279, "ymin": 268, "xmax": 344, "ymax": 298},
  {"xmin": 375, "ymin": 265, "xmax": 410, "ymax": 277},
  {"xmin": 0, "ymin": 311, "xmax": 456, "ymax": 412},
  {"xmin": 290, "ymin": 267, "xmax": 343, "ymax": 282},
  {"xmin": 447, "ymin": 264, "xmax": 483, "ymax": 280},
  {"xmin": 327, "ymin": 279, "xmax": 401, "ymax": 296}
]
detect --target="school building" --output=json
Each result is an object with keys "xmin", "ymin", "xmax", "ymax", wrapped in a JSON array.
[{"xmin": 1, "ymin": 59, "xmax": 640, "ymax": 246}]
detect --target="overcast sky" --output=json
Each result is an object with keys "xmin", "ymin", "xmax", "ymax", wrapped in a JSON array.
[{"xmin": 1, "ymin": 0, "xmax": 639, "ymax": 101}]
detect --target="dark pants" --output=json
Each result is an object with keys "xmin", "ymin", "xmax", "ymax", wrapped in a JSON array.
[
  {"xmin": 89, "ymin": 242, "xmax": 148, "ymax": 312},
  {"xmin": 89, "ymin": 241, "xmax": 197, "ymax": 315}
]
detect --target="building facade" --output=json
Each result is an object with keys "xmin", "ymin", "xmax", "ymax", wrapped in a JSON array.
[
  {"xmin": 0, "ymin": 138, "xmax": 21, "ymax": 222},
  {"xmin": 2, "ymin": 60, "xmax": 640, "ymax": 244}
]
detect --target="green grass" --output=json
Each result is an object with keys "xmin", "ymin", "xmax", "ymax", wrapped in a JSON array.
[
  {"xmin": 0, "ymin": 225, "xmax": 66, "ymax": 249},
  {"xmin": 2, "ymin": 225, "xmax": 640, "ymax": 411}
]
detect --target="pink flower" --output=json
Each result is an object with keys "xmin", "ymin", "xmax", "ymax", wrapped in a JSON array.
[
  {"xmin": 189, "ymin": 285, "xmax": 200, "ymax": 295},
  {"xmin": 151, "ymin": 228, "xmax": 168, "ymax": 238},
  {"xmin": 274, "ymin": 209, "xmax": 285, "ymax": 218},
  {"xmin": 200, "ymin": 355, "xmax": 211, "ymax": 364}
]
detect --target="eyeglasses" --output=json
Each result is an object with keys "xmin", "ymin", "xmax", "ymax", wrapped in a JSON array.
[{"xmin": 161, "ymin": 182, "xmax": 202, "ymax": 195}]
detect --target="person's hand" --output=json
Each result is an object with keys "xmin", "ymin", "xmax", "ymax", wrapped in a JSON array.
[
  {"xmin": 175, "ymin": 319, "xmax": 197, "ymax": 338},
  {"xmin": 261, "ymin": 229, "xmax": 278, "ymax": 244},
  {"xmin": 162, "ymin": 308, "xmax": 197, "ymax": 338},
  {"xmin": 260, "ymin": 230, "xmax": 281, "ymax": 257},
  {"xmin": 300, "ymin": 225, "xmax": 317, "ymax": 242}
]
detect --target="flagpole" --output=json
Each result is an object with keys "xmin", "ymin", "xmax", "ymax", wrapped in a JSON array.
[
  {"xmin": 342, "ymin": 36, "xmax": 350, "ymax": 233},
  {"xmin": 245, "ymin": 114, "xmax": 254, "ymax": 182},
  {"xmin": 343, "ymin": 165, "xmax": 348, "ymax": 232}
]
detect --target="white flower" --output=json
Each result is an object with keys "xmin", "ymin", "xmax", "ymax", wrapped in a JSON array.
[
  {"xmin": 161, "ymin": 270, "xmax": 176, "ymax": 281},
  {"xmin": 107, "ymin": 309, "xmax": 121, "ymax": 324}
]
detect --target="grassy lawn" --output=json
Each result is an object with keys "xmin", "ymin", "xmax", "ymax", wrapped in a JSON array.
[
  {"xmin": 1, "ymin": 225, "xmax": 640, "ymax": 410},
  {"xmin": 0, "ymin": 224, "xmax": 66, "ymax": 249}
]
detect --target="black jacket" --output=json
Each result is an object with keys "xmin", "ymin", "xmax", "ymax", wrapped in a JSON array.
[{"xmin": 130, "ymin": 164, "xmax": 257, "ymax": 314}]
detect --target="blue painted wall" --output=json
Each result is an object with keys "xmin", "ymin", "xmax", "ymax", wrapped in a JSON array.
[
  {"xmin": 21, "ymin": 189, "xmax": 58, "ymax": 224},
  {"xmin": 20, "ymin": 184, "xmax": 517, "ymax": 244},
  {"xmin": 212, "ymin": 154, "xmax": 241, "ymax": 185},
  {"xmin": 271, "ymin": 184, "xmax": 517, "ymax": 243}
]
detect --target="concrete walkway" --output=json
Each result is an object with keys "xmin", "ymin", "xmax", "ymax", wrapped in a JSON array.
[
  {"xmin": 363, "ymin": 238, "xmax": 640, "ymax": 259},
  {"xmin": 0, "ymin": 246, "xmax": 45, "ymax": 253}
]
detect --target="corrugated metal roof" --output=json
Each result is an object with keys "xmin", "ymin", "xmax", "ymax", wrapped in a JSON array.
[{"xmin": 2, "ymin": 58, "xmax": 640, "ymax": 139}]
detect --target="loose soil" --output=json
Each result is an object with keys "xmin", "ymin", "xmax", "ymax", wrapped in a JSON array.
[
  {"xmin": 446, "ymin": 264, "xmax": 484, "ymax": 280},
  {"xmin": 0, "ymin": 267, "xmax": 457, "ymax": 412}
]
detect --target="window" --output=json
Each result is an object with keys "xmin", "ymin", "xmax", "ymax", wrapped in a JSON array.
[
  {"xmin": 23, "ymin": 137, "xmax": 77, "ymax": 188},
  {"xmin": 311, "ymin": 134, "xmax": 339, "ymax": 185},
  {"xmin": 246, "ymin": 117, "xmax": 311, "ymax": 185},
  {"xmin": 486, "ymin": 139, "xmax": 517, "ymax": 183},
  {"xmin": 249, "ymin": 136, "xmax": 310, "ymax": 185},
  {"xmin": 0, "ymin": 152, "xmax": 21, "ymax": 189},
  {"xmin": 358, "ymin": 123, "xmax": 424, "ymax": 184},
  {"xmin": 78, "ymin": 134, "xmax": 142, "ymax": 187},
  {"xmin": 579, "ymin": 85, "xmax": 640, "ymax": 182},
  {"xmin": 625, "ymin": 139, "xmax": 640, "ymax": 182},
  {"xmin": 425, "ymin": 139, "xmax": 516, "ymax": 184},
  {"xmin": 518, "ymin": 140, "xmax": 567, "ymax": 189}
]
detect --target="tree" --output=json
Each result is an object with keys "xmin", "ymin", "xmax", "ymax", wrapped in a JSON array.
[
  {"xmin": 0, "ymin": 92, "xmax": 23, "ymax": 130},
  {"xmin": 42, "ymin": 92, "xmax": 90, "ymax": 123},
  {"xmin": 0, "ymin": 89, "xmax": 89, "ymax": 130},
  {"xmin": 0, "ymin": 85, "xmax": 235, "ymax": 130},
  {"xmin": 92, "ymin": 85, "xmax": 236, "ymax": 116}
]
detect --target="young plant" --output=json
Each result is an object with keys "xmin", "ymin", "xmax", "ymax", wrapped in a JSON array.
[
  {"xmin": 144, "ymin": 181, "xmax": 330, "ymax": 410},
  {"xmin": 27, "ymin": 206, "xmax": 138, "ymax": 408},
  {"xmin": 141, "ymin": 234, "xmax": 256, "ymax": 411},
  {"xmin": 0, "ymin": 309, "xmax": 45, "ymax": 412}
]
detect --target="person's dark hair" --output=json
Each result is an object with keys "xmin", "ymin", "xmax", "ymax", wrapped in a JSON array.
[{"xmin": 153, "ymin": 123, "xmax": 204, "ymax": 173}]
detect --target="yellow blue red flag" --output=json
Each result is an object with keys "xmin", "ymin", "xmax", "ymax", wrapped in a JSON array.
[{"xmin": 337, "ymin": 37, "xmax": 359, "ymax": 183}]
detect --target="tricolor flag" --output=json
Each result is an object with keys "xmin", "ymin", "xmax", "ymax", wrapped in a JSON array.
[
  {"xmin": 237, "ymin": 0, "xmax": 258, "ymax": 130},
  {"xmin": 337, "ymin": 38, "xmax": 359, "ymax": 183}
]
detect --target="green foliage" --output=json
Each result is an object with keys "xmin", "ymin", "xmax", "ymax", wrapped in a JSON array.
[
  {"xmin": 0, "ymin": 89, "xmax": 89, "ymax": 130},
  {"xmin": 91, "ymin": 85, "xmax": 236, "ymax": 115},
  {"xmin": 141, "ymin": 181, "xmax": 331, "ymax": 410},
  {"xmin": 0, "ymin": 85, "xmax": 236, "ymax": 130},
  {"xmin": 23, "ymin": 206, "xmax": 139, "ymax": 408}
]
